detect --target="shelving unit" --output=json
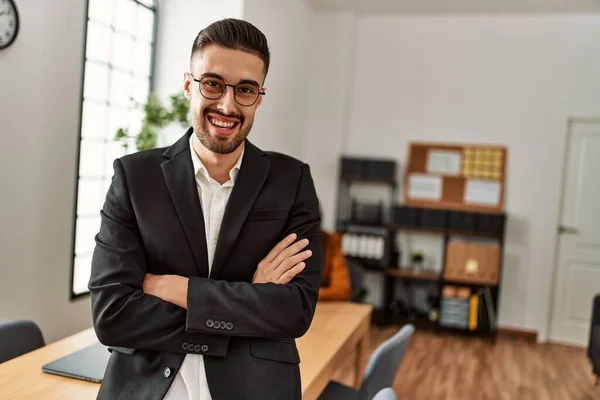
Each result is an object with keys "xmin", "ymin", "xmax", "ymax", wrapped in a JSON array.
[
  {"xmin": 385, "ymin": 205, "xmax": 506, "ymax": 338},
  {"xmin": 333, "ymin": 155, "xmax": 507, "ymax": 338},
  {"xmin": 334, "ymin": 157, "xmax": 398, "ymax": 324}
]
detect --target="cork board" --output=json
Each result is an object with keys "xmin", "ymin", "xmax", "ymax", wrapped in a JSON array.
[{"xmin": 402, "ymin": 142, "xmax": 507, "ymax": 213}]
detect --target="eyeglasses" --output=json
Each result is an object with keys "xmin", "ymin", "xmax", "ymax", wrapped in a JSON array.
[{"xmin": 192, "ymin": 75, "xmax": 265, "ymax": 106}]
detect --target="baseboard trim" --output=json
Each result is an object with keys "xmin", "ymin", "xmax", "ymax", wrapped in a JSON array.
[{"xmin": 497, "ymin": 326, "xmax": 538, "ymax": 343}]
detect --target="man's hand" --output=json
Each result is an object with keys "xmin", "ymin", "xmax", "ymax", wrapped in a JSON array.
[
  {"xmin": 253, "ymin": 233, "xmax": 313, "ymax": 284},
  {"xmin": 142, "ymin": 233, "xmax": 312, "ymax": 307},
  {"xmin": 143, "ymin": 273, "xmax": 189, "ymax": 309}
]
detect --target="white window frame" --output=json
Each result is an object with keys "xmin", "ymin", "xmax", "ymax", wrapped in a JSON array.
[{"xmin": 70, "ymin": 0, "xmax": 157, "ymax": 299}]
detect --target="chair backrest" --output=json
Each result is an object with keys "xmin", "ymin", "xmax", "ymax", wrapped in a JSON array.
[
  {"xmin": 0, "ymin": 320, "xmax": 45, "ymax": 363},
  {"xmin": 359, "ymin": 324, "xmax": 415, "ymax": 400},
  {"xmin": 372, "ymin": 388, "xmax": 398, "ymax": 400}
]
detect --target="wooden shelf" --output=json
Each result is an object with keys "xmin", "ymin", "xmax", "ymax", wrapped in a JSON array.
[
  {"xmin": 387, "ymin": 268, "xmax": 441, "ymax": 282},
  {"xmin": 389, "ymin": 225, "xmax": 503, "ymax": 240},
  {"xmin": 441, "ymin": 278, "xmax": 499, "ymax": 288},
  {"xmin": 389, "ymin": 225, "xmax": 446, "ymax": 235}
]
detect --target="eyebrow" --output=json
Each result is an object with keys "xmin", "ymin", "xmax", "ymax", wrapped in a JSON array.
[{"xmin": 200, "ymin": 72, "xmax": 261, "ymax": 88}]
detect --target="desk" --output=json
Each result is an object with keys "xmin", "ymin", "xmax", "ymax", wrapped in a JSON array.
[{"xmin": 0, "ymin": 302, "xmax": 372, "ymax": 400}]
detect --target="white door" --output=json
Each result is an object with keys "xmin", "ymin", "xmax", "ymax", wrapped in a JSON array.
[{"xmin": 549, "ymin": 118, "xmax": 600, "ymax": 346}]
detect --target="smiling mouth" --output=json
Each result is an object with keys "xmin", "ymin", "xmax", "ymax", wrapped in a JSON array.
[{"xmin": 206, "ymin": 112, "xmax": 242, "ymax": 136}]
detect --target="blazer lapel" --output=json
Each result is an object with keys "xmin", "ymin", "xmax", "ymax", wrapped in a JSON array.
[
  {"xmin": 210, "ymin": 141, "xmax": 270, "ymax": 279},
  {"xmin": 161, "ymin": 129, "xmax": 209, "ymax": 278}
]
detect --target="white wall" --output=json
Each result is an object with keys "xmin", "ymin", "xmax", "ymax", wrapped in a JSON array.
[
  {"xmin": 153, "ymin": 0, "xmax": 244, "ymax": 145},
  {"xmin": 339, "ymin": 14, "xmax": 600, "ymax": 338},
  {"xmin": 0, "ymin": 0, "xmax": 92, "ymax": 343},
  {"xmin": 301, "ymin": 11, "xmax": 357, "ymax": 231},
  {"xmin": 243, "ymin": 0, "xmax": 314, "ymax": 159}
]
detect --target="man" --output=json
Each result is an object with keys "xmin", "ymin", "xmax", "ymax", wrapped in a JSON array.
[{"xmin": 89, "ymin": 18, "xmax": 323, "ymax": 400}]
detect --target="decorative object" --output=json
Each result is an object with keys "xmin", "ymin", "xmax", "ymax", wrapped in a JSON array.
[
  {"xmin": 114, "ymin": 92, "xmax": 190, "ymax": 152},
  {"xmin": 0, "ymin": 0, "xmax": 19, "ymax": 50},
  {"xmin": 410, "ymin": 251, "xmax": 424, "ymax": 274}
]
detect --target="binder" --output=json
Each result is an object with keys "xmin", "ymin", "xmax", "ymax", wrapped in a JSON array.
[{"xmin": 469, "ymin": 294, "xmax": 479, "ymax": 330}]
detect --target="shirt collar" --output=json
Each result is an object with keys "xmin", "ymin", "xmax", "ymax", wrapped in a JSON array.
[{"xmin": 189, "ymin": 133, "xmax": 244, "ymax": 184}]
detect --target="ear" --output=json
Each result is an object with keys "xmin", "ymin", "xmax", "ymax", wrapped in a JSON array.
[{"xmin": 183, "ymin": 72, "xmax": 193, "ymax": 99}]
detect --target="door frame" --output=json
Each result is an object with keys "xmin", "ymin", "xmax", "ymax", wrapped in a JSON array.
[{"xmin": 546, "ymin": 116, "xmax": 600, "ymax": 343}]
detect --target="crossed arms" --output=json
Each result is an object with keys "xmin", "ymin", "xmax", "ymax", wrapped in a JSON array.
[{"xmin": 89, "ymin": 159, "xmax": 322, "ymax": 354}]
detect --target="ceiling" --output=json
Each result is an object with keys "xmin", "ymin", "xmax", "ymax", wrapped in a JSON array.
[{"xmin": 308, "ymin": 0, "xmax": 600, "ymax": 14}]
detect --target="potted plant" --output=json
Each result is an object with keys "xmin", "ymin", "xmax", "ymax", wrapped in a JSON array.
[
  {"xmin": 410, "ymin": 251, "xmax": 425, "ymax": 274},
  {"xmin": 114, "ymin": 92, "xmax": 190, "ymax": 152}
]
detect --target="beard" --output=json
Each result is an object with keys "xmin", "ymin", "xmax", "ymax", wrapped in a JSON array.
[{"xmin": 194, "ymin": 107, "xmax": 253, "ymax": 155}]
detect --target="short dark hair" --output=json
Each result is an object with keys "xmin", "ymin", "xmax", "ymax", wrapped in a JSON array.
[{"xmin": 190, "ymin": 18, "xmax": 270, "ymax": 77}]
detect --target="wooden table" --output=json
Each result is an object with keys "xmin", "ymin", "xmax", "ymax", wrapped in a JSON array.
[{"xmin": 0, "ymin": 302, "xmax": 372, "ymax": 400}]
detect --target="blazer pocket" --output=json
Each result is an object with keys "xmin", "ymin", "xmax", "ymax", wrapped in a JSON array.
[
  {"xmin": 107, "ymin": 346, "xmax": 136, "ymax": 355},
  {"xmin": 249, "ymin": 338, "xmax": 300, "ymax": 364},
  {"xmin": 246, "ymin": 208, "xmax": 288, "ymax": 222}
]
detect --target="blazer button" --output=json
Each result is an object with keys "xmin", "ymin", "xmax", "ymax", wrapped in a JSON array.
[
  {"xmin": 201, "ymin": 344, "xmax": 209, "ymax": 352},
  {"xmin": 181, "ymin": 342, "xmax": 189, "ymax": 351},
  {"xmin": 213, "ymin": 321, "xmax": 221, "ymax": 329},
  {"xmin": 194, "ymin": 344, "xmax": 202, "ymax": 352},
  {"xmin": 219, "ymin": 321, "xmax": 227, "ymax": 329},
  {"xmin": 226, "ymin": 322, "xmax": 234, "ymax": 331},
  {"xmin": 206, "ymin": 319, "xmax": 214, "ymax": 328},
  {"xmin": 163, "ymin": 367, "xmax": 172, "ymax": 378}
]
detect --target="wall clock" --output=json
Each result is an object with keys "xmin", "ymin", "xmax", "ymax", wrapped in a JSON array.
[{"xmin": 0, "ymin": 0, "xmax": 19, "ymax": 50}]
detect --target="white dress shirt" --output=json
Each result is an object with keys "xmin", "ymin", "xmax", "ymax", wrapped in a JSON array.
[{"xmin": 163, "ymin": 134, "xmax": 244, "ymax": 400}]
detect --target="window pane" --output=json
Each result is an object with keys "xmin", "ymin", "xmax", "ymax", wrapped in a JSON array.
[
  {"xmin": 103, "ymin": 178, "xmax": 113, "ymax": 198},
  {"xmin": 81, "ymin": 101, "xmax": 107, "ymax": 139},
  {"xmin": 86, "ymin": 20, "xmax": 111, "ymax": 63},
  {"xmin": 133, "ymin": 75, "xmax": 150, "ymax": 104},
  {"xmin": 134, "ymin": 41, "xmax": 152, "ymax": 77},
  {"xmin": 78, "ymin": 139, "xmax": 106, "ymax": 178},
  {"xmin": 114, "ymin": 0, "xmax": 137, "ymax": 34},
  {"xmin": 135, "ymin": 5, "xmax": 155, "ymax": 43},
  {"xmin": 75, "ymin": 216, "xmax": 101, "ymax": 255},
  {"xmin": 128, "ymin": 107, "xmax": 144, "ymax": 139},
  {"xmin": 84, "ymin": 62, "xmax": 109, "ymax": 102},
  {"xmin": 137, "ymin": 0, "xmax": 155, "ymax": 8},
  {"xmin": 77, "ymin": 179, "xmax": 106, "ymax": 217},
  {"xmin": 109, "ymin": 69, "xmax": 133, "ymax": 107},
  {"xmin": 88, "ymin": 0, "xmax": 115, "ymax": 25},
  {"xmin": 107, "ymin": 105, "xmax": 131, "ymax": 142},
  {"xmin": 112, "ymin": 33, "xmax": 134, "ymax": 71},
  {"xmin": 73, "ymin": 254, "xmax": 93, "ymax": 295}
]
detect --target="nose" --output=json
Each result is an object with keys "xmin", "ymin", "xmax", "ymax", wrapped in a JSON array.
[{"xmin": 216, "ymin": 86, "xmax": 237, "ymax": 115}]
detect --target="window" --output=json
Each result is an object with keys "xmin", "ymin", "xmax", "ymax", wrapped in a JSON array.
[{"xmin": 71, "ymin": 0, "xmax": 156, "ymax": 298}]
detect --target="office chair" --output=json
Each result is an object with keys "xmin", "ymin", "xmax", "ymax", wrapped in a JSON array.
[
  {"xmin": 372, "ymin": 388, "xmax": 397, "ymax": 400},
  {"xmin": 0, "ymin": 320, "xmax": 45, "ymax": 363},
  {"xmin": 318, "ymin": 324, "xmax": 415, "ymax": 400}
]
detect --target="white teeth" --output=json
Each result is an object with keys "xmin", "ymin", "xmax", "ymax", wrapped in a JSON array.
[{"xmin": 210, "ymin": 117, "xmax": 235, "ymax": 129}]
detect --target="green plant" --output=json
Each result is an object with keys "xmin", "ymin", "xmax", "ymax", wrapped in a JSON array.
[
  {"xmin": 114, "ymin": 92, "xmax": 190, "ymax": 152},
  {"xmin": 411, "ymin": 252, "xmax": 424, "ymax": 264}
]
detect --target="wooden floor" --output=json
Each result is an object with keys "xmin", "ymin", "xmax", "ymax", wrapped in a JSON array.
[{"xmin": 333, "ymin": 327, "xmax": 600, "ymax": 400}]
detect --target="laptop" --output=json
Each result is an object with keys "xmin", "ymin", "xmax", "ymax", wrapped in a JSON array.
[{"xmin": 42, "ymin": 342, "xmax": 111, "ymax": 383}]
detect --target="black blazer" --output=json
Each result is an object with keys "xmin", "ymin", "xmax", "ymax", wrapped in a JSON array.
[{"xmin": 89, "ymin": 129, "xmax": 323, "ymax": 400}]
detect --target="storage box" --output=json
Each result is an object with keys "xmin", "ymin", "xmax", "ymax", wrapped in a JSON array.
[
  {"xmin": 439, "ymin": 298, "xmax": 469, "ymax": 328},
  {"xmin": 449, "ymin": 211, "xmax": 476, "ymax": 232},
  {"xmin": 421, "ymin": 208, "xmax": 447, "ymax": 229},
  {"xmin": 444, "ymin": 240, "xmax": 501, "ymax": 285},
  {"xmin": 340, "ymin": 157, "xmax": 365, "ymax": 180},
  {"xmin": 366, "ymin": 159, "xmax": 396, "ymax": 182},
  {"xmin": 393, "ymin": 206, "xmax": 421, "ymax": 227},
  {"xmin": 477, "ymin": 213, "xmax": 506, "ymax": 237}
]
